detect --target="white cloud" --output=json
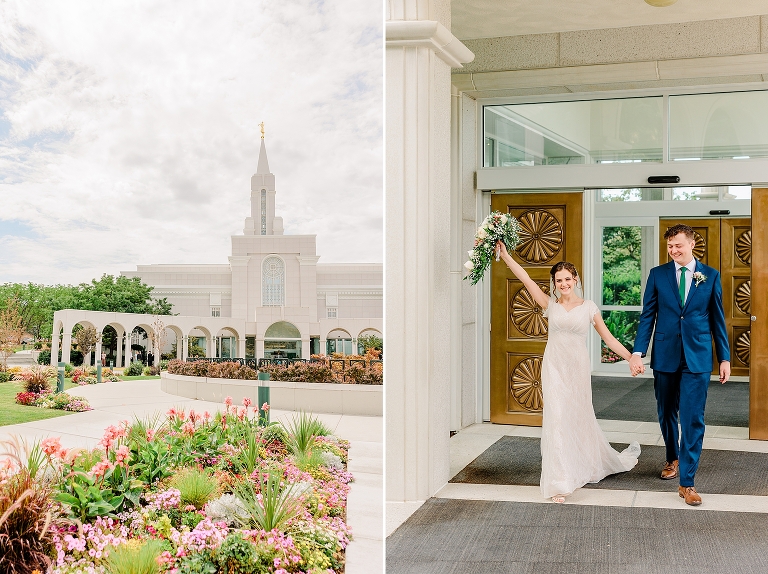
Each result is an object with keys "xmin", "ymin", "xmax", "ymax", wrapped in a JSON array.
[{"xmin": 0, "ymin": 0, "xmax": 383, "ymax": 285}]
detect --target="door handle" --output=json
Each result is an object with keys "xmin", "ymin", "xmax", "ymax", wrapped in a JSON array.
[{"xmin": 752, "ymin": 316, "xmax": 757, "ymax": 322}]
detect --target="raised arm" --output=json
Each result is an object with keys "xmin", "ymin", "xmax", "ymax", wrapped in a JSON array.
[{"xmin": 496, "ymin": 241, "xmax": 550, "ymax": 309}]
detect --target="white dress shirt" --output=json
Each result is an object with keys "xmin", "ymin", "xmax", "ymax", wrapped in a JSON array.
[
  {"xmin": 632, "ymin": 257, "xmax": 697, "ymax": 357},
  {"xmin": 674, "ymin": 257, "xmax": 696, "ymax": 304}
]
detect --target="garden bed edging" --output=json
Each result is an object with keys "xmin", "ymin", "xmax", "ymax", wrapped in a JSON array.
[{"xmin": 160, "ymin": 372, "xmax": 382, "ymax": 416}]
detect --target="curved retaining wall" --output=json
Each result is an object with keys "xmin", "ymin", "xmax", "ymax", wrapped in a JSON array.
[{"xmin": 160, "ymin": 372, "xmax": 382, "ymax": 417}]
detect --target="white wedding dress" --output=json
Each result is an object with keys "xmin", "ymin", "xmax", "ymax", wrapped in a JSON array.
[{"xmin": 539, "ymin": 299, "xmax": 640, "ymax": 498}]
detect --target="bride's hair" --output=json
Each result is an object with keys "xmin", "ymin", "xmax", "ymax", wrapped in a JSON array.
[
  {"xmin": 549, "ymin": 261, "xmax": 582, "ymax": 299},
  {"xmin": 550, "ymin": 261, "xmax": 579, "ymax": 282}
]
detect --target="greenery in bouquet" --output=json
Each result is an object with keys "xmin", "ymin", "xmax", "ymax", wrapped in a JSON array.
[{"xmin": 464, "ymin": 211, "xmax": 522, "ymax": 285}]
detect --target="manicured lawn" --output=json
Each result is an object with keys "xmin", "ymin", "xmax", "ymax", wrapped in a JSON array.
[
  {"xmin": 0, "ymin": 375, "xmax": 161, "ymax": 427},
  {"xmin": 0, "ymin": 381, "xmax": 72, "ymax": 427}
]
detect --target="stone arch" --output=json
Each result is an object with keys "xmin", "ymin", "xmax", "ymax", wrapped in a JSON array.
[
  {"xmin": 264, "ymin": 321, "xmax": 302, "ymax": 360},
  {"xmin": 326, "ymin": 328, "xmax": 353, "ymax": 356}
]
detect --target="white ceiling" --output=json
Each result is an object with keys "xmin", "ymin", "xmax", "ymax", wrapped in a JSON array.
[{"xmin": 452, "ymin": 0, "xmax": 768, "ymax": 40}]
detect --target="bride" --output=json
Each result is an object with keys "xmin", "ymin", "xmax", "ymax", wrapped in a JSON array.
[{"xmin": 496, "ymin": 241, "xmax": 641, "ymax": 503}]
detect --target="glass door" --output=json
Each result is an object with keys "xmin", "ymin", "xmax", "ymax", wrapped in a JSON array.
[{"xmin": 593, "ymin": 218, "xmax": 657, "ymax": 372}]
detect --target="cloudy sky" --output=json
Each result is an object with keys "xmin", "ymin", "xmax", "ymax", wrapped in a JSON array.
[{"xmin": 0, "ymin": 0, "xmax": 382, "ymax": 285}]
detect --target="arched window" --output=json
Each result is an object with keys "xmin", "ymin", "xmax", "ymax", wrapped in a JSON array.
[{"xmin": 262, "ymin": 256, "xmax": 285, "ymax": 306}]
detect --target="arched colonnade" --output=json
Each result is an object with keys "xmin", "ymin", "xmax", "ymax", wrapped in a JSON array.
[{"xmin": 50, "ymin": 310, "xmax": 247, "ymax": 367}]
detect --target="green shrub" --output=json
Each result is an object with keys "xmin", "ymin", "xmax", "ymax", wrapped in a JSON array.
[
  {"xmin": 159, "ymin": 359, "xmax": 169, "ymax": 371},
  {"xmin": 286, "ymin": 412, "xmax": 332, "ymax": 456},
  {"xmin": 215, "ymin": 532, "xmax": 262, "ymax": 573},
  {"xmin": 261, "ymin": 423, "xmax": 289, "ymax": 446},
  {"xmin": 37, "ymin": 349, "xmax": 51, "ymax": 365},
  {"xmin": 64, "ymin": 363, "xmax": 74, "ymax": 377},
  {"xmin": 34, "ymin": 341, "xmax": 43, "ymax": 350},
  {"xmin": 104, "ymin": 539, "xmax": 165, "ymax": 574},
  {"xmin": 0, "ymin": 371, "xmax": 9, "ymax": 383},
  {"xmin": 170, "ymin": 468, "xmax": 218, "ymax": 509},
  {"xmin": 234, "ymin": 471, "xmax": 302, "ymax": 531},
  {"xmin": 124, "ymin": 361, "xmax": 144, "ymax": 376}
]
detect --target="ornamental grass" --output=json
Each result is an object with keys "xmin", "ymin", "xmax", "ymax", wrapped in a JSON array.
[{"xmin": 0, "ymin": 400, "xmax": 353, "ymax": 572}]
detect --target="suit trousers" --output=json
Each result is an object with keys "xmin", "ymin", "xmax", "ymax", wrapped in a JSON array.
[{"xmin": 653, "ymin": 356, "xmax": 710, "ymax": 487}]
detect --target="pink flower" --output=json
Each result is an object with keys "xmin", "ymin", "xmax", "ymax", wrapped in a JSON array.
[
  {"xmin": 181, "ymin": 421, "xmax": 195, "ymax": 435},
  {"xmin": 236, "ymin": 406, "xmax": 246, "ymax": 420},
  {"xmin": 89, "ymin": 459, "xmax": 113, "ymax": 478},
  {"xmin": 41, "ymin": 436, "xmax": 63, "ymax": 457},
  {"xmin": 114, "ymin": 445, "xmax": 130, "ymax": 466},
  {"xmin": 224, "ymin": 396, "xmax": 233, "ymax": 407},
  {"xmin": 242, "ymin": 397, "xmax": 252, "ymax": 408},
  {"xmin": 203, "ymin": 411, "xmax": 211, "ymax": 422},
  {"xmin": 146, "ymin": 428, "xmax": 156, "ymax": 441},
  {"xmin": 261, "ymin": 402, "xmax": 270, "ymax": 413}
]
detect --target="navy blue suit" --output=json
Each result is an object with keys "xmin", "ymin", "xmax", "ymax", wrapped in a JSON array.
[{"xmin": 633, "ymin": 260, "xmax": 730, "ymax": 487}]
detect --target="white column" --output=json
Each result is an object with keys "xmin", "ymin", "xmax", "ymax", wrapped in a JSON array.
[
  {"xmin": 386, "ymin": 11, "xmax": 473, "ymax": 504},
  {"xmin": 124, "ymin": 333, "xmax": 132, "ymax": 367},
  {"xmin": 182, "ymin": 336, "xmax": 189, "ymax": 361},
  {"xmin": 61, "ymin": 333, "xmax": 71, "ymax": 364},
  {"xmin": 301, "ymin": 337, "xmax": 310, "ymax": 359},
  {"xmin": 256, "ymin": 338, "xmax": 265, "ymax": 360},
  {"xmin": 320, "ymin": 338, "xmax": 327, "ymax": 356},
  {"xmin": 95, "ymin": 340, "xmax": 103, "ymax": 366},
  {"xmin": 237, "ymin": 337, "xmax": 246, "ymax": 359},
  {"xmin": 50, "ymin": 329, "xmax": 60, "ymax": 366},
  {"xmin": 116, "ymin": 329, "xmax": 124, "ymax": 367}
]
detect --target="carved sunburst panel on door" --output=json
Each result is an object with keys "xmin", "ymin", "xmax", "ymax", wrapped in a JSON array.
[
  {"xmin": 735, "ymin": 279, "xmax": 751, "ymax": 316},
  {"xmin": 735, "ymin": 328, "xmax": 751, "ymax": 367},
  {"xmin": 735, "ymin": 229, "xmax": 752, "ymax": 266},
  {"xmin": 515, "ymin": 209, "xmax": 564, "ymax": 264},
  {"xmin": 509, "ymin": 281, "xmax": 549, "ymax": 338},
  {"xmin": 509, "ymin": 355, "xmax": 544, "ymax": 412},
  {"xmin": 691, "ymin": 231, "xmax": 706, "ymax": 262}
]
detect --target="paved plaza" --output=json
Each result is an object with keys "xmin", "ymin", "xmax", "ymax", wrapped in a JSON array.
[
  {"xmin": 0, "ymin": 379, "xmax": 383, "ymax": 574},
  {"xmin": 387, "ymin": 417, "xmax": 768, "ymax": 573}
]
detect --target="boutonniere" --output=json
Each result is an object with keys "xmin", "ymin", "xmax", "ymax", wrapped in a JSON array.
[{"xmin": 692, "ymin": 271, "xmax": 707, "ymax": 287}]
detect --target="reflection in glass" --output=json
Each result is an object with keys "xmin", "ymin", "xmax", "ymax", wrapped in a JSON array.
[
  {"xmin": 596, "ymin": 186, "xmax": 751, "ymax": 202},
  {"xmin": 670, "ymin": 91, "xmax": 768, "ymax": 161},
  {"xmin": 484, "ymin": 97, "xmax": 663, "ymax": 167},
  {"xmin": 602, "ymin": 227, "xmax": 642, "ymax": 306},
  {"xmin": 601, "ymin": 311, "xmax": 640, "ymax": 363}
]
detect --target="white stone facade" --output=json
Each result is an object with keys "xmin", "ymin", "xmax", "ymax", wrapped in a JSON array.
[{"xmin": 113, "ymin": 137, "xmax": 381, "ymax": 361}]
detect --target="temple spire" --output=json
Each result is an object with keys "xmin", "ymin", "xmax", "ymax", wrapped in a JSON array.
[{"xmin": 256, "ymin": 135, "xmax": 270, "ymax": 175}]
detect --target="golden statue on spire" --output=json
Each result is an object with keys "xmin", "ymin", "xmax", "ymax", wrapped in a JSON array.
[{"xmin": 259, "ymin": 122, "xmax": 265, "ymax": 140}]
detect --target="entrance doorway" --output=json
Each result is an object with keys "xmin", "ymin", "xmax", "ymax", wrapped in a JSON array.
[
  {"xmin": 490, "ymin": 191, "xmax": 583, "ymax": 425},
  {"xmin": 659, "ymin": 217, "xmax": 751, "ymax": 378}
]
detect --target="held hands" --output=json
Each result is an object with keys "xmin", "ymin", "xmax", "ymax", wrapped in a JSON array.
[
  {"xmin": 719, "ymin": 361, "xmax": 731, "ymax": 384},
  {"xmin": 628, "ymin": 354, "xmax": 645, "ymax": 377}
]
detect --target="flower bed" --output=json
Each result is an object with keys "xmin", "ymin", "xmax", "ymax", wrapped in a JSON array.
[
  {"xmin": 11, "ymin": 366, "xmax": 93, "ymax": 412},
  {"xmin": 0, "ymin": 403, "xmax": 353, "ymax": 573},
  {"xmin": 167, "ymin": 352, "xmax": 383, "ymax": 385}
]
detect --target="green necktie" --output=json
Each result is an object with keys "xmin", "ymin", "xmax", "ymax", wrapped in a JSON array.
[{"xmin": 679, "ymin": 266, "xmax": 687, "ymax": 305}]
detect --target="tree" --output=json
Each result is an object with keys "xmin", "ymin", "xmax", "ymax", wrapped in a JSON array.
[
  {"xmin": 148, "ymin": 317, "xmax": 168, "ymax": 367},
  {"xmin": 358, "ymin": 334, "xmax": 383, "ymax": 353},
  {"xmin": 0, "ymin": 297, "xmax": 25, "ymax": 369},
  {"xmin": 73, "ymin": 325, "xmax": 100, "ymax": 367}
]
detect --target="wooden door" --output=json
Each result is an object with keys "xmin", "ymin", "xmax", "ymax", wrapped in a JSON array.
[
  {"xmin": 490, "ymin": 192, "xmax": 583, "ymax": 426},
  {"xmin": 750, "ymin": 189, "xmax": 768, "ymax": 439},
  {"xmin": 721, "ymin": 218, "xmax": 752, "ymax": 378}
]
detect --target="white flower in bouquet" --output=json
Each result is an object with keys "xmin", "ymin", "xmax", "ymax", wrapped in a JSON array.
[{"xmin": 464, "ymin": 211, "xmax": 522, "ymax": 286}]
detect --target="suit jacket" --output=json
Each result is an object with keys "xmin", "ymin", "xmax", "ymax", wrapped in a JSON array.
[{"xmin": 633, "ymin": 260, "xmax": 730, "ymax": 373}]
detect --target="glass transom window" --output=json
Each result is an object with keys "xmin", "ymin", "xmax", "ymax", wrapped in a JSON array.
[{"xmin": 484, "ymin": 97, "xmax": 663, "ymax": 167}]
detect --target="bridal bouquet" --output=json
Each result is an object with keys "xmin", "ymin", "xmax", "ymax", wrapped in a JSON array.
[{"xmin": 464, "ymin": 211, "xmax": 522, "ymax": 285}]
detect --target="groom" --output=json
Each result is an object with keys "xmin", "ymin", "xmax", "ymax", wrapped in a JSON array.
[{"xmin": 628, "ymin": 224, "xmax": 730, "ymax": 506}]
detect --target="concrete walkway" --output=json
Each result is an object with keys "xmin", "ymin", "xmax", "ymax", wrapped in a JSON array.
[{"xmin": 0, "ymin": 379, "xmax": 383, "ymax": 574}]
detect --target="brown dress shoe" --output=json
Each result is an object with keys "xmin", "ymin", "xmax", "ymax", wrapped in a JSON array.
[
  {"xmin": 660, "ymin": 460, "xmax": 679, "ymax": 480},
  {"xmin": 679, "ymin": 486, "xmax": 702, "ymax": 506}
]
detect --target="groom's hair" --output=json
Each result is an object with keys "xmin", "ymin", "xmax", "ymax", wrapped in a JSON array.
[{"xmin": 664, "ymin": 224, "xmax": 695, "ymax": 241}]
